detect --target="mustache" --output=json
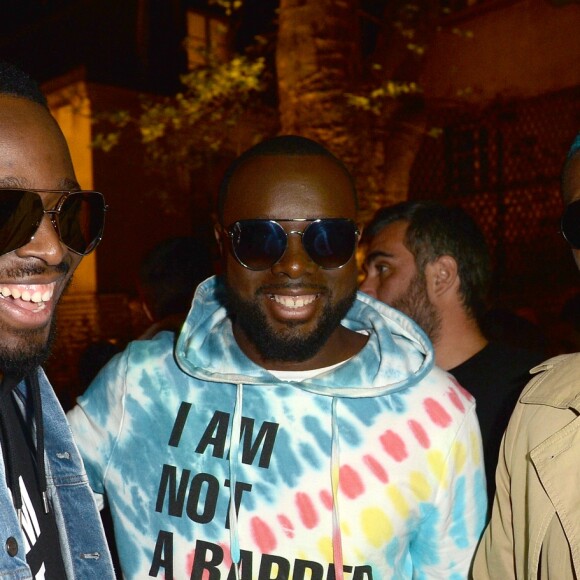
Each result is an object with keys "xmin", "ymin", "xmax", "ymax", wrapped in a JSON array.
[
  {"xmin": 256, "ymin": 282, "xmax": 327, "ymax": 294},
  {"xmin": 0, "ymin": 261, "xmax": 70, "ymax": 278}
]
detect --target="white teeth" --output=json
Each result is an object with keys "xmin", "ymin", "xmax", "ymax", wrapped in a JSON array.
[
  {"xmin": 271, "ymin": 294, "xmax": 317, "ymax": 309},
  {"xmin": 0, "ymin": 285, "xmax": 54, "ymax": 304}
]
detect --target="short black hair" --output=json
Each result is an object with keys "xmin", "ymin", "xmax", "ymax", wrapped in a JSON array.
[
  {"xmin": 138, "ymin": 236, "xmax": 215, "ymax": 321},
  {"xmin": 363, "ymin": 200, "xmax": 491, "ymax": 321},
  {"xmin": 0, "ymin": 61, "xmax": 47, "ymax": 108},
  {"xmin": 217, "ymin": 134, "xmax": 357, "ymax": 223}
]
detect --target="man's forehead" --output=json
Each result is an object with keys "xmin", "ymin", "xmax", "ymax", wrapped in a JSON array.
[{"xmin": 224, "ymin": 154, "xmax": 357, "ymax": 219}]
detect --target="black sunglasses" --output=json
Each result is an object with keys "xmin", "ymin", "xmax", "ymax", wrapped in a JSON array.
[
  {"xmin": 0, "ymin": 189, "xmax": 107, "ymax": 256},
  {"xmin": 561, "ymin": 199, "xmax": 580, "ymax": 249},
  {"xmin": 225, "ymin": 218, "xmax": 360, "ymax": 271}
]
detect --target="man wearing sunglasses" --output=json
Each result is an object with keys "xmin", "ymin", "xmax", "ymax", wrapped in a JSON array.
[
  {"xmin": 473, "ymin": 133, "xmax": 580, "ymax": 579},
  {"xmin": 69, "ymin": 135, "xmax": 486, "ymax": 579},
  {"xmin": 0, "ymin": 62, "xmax": 114, "ymax": 579}
]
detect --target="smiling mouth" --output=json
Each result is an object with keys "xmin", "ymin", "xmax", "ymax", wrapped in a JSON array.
[
  {"xmin": 269, "ymin": 294, "xmax": 319, "ymax": 309},
  {"xmin": 0, "ymin": 284, "xmax": 55, "ymax": 312}
]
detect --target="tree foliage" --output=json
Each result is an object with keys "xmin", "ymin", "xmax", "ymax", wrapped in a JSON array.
[{"xmin": 94, "ymin": 52, "xmax": 270, "ymax": 174}]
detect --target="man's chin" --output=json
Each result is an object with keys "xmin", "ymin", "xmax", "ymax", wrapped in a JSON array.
[
  {"xmin": 226, "ymin": 283, "xmax": 356, "ymax": 363},
  {"xmin": 0, "ymin": 320, "xmax": 57, "ymax": 377}
]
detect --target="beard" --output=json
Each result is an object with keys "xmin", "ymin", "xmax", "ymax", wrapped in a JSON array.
[
  {"xmin": 0, "ymin": 316, "xmax": 58, "ymax": 378},
  {"xmin": 225, "ymin": 281, "xmax": 357, "ymax": 363},
  {"xmin": 392, "ymin": 272, "xmax": 442, "ymax": 342},
  {"xmin": 0, "ymin": 261, "xmax": 70, "ymax": 377}
]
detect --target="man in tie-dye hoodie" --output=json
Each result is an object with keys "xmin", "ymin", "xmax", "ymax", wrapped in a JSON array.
[{"xmin": 68, "ymin": 135, "xmax": 487, "ymax": 579}]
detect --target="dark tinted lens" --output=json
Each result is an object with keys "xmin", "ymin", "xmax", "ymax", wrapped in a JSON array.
[
  {"xmin": 561, "ymin": 200, "xmax": 580, "ymax": 249},
  {"xmin": 303, "ymin": 219, "xmax": 357, "ymax": 268},
  {"xmin": 0, "ymin": 190, "xmax": 44, "ymax": 255},
  {"xmin": 231, "ymin": 220, "xmax": 287, "ymax": 270},
  {"xmin": 58, "ymin": 191, "xmax": 106, "ymax": 255}
]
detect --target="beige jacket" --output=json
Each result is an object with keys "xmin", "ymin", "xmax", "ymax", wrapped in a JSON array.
[{"xmin": 472, "ymin": 353, "xmax": 580, "ymax": 579}]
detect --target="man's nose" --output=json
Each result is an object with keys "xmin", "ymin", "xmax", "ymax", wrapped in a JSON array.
[
  {"xmin": 359, "ymin": 274, "xmax": 376, "ymax": 297},
  {"xmin": 15, "ymin": 214, "xmax": 67, "ymax": 265},
  {"xmin": 271, "ymin": 233, "xmax": 315, "ymax": 278}
]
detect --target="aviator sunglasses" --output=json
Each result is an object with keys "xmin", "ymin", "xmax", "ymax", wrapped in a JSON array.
[
  {"xmin": 561, "ymin": 199, "xmax": 580, "ymax": 249},
  {"xmin": 225, "ymin": 218, "xmax": 360, "ymax": 271},
  {"xmin": 0, "ymin": 189, "xmax": 107, "ymax": 256}
]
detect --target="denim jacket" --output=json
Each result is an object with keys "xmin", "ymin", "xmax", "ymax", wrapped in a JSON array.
[{"xmin": 0, "ymin": 368, "xmax": 114, "ymax": 579}]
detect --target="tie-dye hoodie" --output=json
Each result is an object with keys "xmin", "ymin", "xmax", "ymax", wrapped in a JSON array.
[{"xmin": 68, "ymin": 276, "xmax": 487, "ymax": 580}]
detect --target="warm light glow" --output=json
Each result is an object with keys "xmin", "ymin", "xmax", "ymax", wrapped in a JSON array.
[{"xmin": 47, "ymin": 82, "xmax": 97, "ymax": 294}]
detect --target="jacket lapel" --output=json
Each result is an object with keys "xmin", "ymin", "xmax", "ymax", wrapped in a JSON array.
[{"xmin": 530, "ymin": 415, "xmax": 580, "ymax": 573}]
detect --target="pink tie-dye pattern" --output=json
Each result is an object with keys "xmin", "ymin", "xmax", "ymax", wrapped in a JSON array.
[
  {"xmin": 447, "ymin": 386, "xmax": 465, "ymax": 412},
  {"xmin": 408, "ymin": 419, "xmax": 430, "ymax": 448},
  {"xmin": 424, "ymin": 397, "xmax": 452, "ymax": 427},
  {"xmin": 277, "ymin": 514, "xmax": 295, "ymax": 538},
  {"xmin": 251, "ymin": 516, "xmax": 277, "ymax": 553},
  {"xmin": 339, "ymin": 464, "xmax": 364, "ymax": 499},
  {"xmin": 296, "ymin": 492, "xmax": 319, "ymax": 529},
  {"xmin": 187, "ymin": 544, "xmax": 231, "ymax": 579},
  {"xmin": 449, "ymin": 375, "xmax": 475, "ymax": 401},
  {"xmin": 320, "ymin": 489, "xmax": 333, "ymax": 510},
  {"xmin": 380, "ymin": 429, "xmax": 408, "ymax": 462},
  {"xmin": 363, "ymin": 454, "xmax": 389, "ymax": 483},
  {"xmin": 221, "ymin": 543, "xmax": 232, "ymax": 568}
]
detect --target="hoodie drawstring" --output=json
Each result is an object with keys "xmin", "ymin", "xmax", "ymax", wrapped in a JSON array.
[
  {"xmin": 229, "ymin": 383, "xmax": 243, "ymax": 580},
  {"xmin": 330, "ymin": 396, "xmax": 344, "ymax": 580}
]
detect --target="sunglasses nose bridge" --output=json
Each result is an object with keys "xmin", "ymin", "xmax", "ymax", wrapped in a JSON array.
[
  {"xmin": 272, "ymin": 229, "xmax": 317, "ymax": 274},
  {"xmin": 41, "ymin": 208, "xmax": 62, "ymax": 239}
]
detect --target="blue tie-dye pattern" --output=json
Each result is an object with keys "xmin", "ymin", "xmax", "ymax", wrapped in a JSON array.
[
  {"xmin": 298, "ymin": 441, "xmax": 321, "ymax": 468},
  {"xmin": 334, "ymin": 414, "xmax": 362, "ymax": 446},
  {"xmin": 450, "ymin": 475, "xmax": 469, "ymax": 548},
  {"xmin": 273, "ymin": 428, "xmax": 303, "ymax": 487},
  {"xmin": 385, "ymin": 535, "xmax": 400, "ymax": 568},
  {"xmin": 303, "ymin": 415, "xmax": 332, "ymax": 453},
  {"xmin": 411, "ymin": 503, "xmax": 440, "ymax": 568},
  {"xmin": 473, "ymin": 468, "xmax": 488, "ymax": 535},
  {"xmin": 341, "ymin": 396, "xmax": 382, "ymax": 424}
]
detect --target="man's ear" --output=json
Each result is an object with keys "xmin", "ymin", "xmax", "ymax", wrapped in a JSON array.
[
  {"xmin": 214, "ymin": 224, "xmax": 224, "ymax": 257},
  {"xmin": 425, "ymin": 255, "xmax": 458, "ymax": 299}
]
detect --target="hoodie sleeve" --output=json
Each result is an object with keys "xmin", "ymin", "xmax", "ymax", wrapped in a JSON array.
[
  {"xmin": 411, "ymin": 403, "xmax": 487, "ymax": 577},
  {"xmin": 67, "ymin": 347, "xmax": 129, "ymax": 508}
]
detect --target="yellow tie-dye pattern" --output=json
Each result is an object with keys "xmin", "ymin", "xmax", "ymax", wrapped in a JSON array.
[
  {"xmin": 470, "ymin": 430, "xmax": 482, "ymax": 464},
  {"xmin": 453, "ymin": 441, "xmax": 466, "ymax": 473},
  {"xmin": 427, "ymin": 450, "xmax": 447, "ymax": 487},
  {"xmin": 318, "ymin": 536, "xmax": 333, "ymax": 561},
  {"xmin": 361, "ymin": 507, "xmax": 393, "ymax": 547},
  {"xmin": 409, "ymin": 471, "xmax": 431, "ymax": 501},
  {"xmin": 387, "ymin": 484, "xmax": 409, "ymax": 518}
]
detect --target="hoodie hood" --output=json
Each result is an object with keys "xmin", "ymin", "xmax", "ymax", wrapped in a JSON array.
[
  {"xmin": 176, "ymin": 276, "xmax": 433, "ymax": 398},
  {"xmin": 176, "ymin": 276, "xmax": 437, "ymax": 578}
]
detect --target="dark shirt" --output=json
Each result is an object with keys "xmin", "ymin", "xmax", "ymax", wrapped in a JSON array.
[
  {"xmin": 449, "ymin": 342, "xmax": 546, "ymax": 513},
  {"xmin": 0, "ymin": 377, "xmax": 66, "ymax": 579}
]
